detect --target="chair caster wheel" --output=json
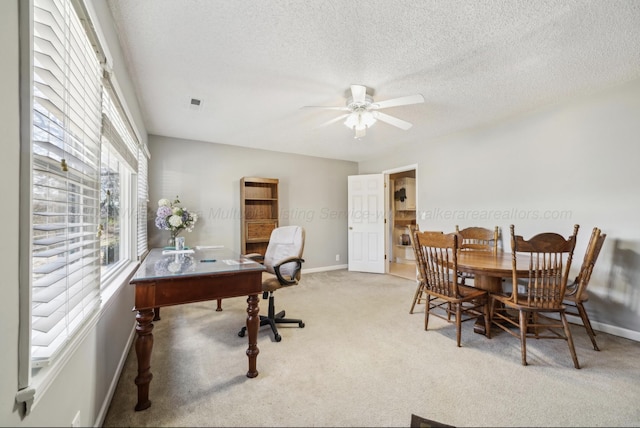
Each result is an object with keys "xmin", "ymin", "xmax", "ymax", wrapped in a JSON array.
[
  {"xmin": 275, "ymin": 334, "xmax": 282, "ymax": 342},
  {"xmin": 238, "ymin": 329, "xmax": 246, "ymax": 337},
  {"xmin": 299, "ymin": 322, "xmax": 305, "ymax": 328}
]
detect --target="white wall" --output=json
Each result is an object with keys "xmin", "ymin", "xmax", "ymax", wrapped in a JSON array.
[
  {"xmin": 148, "ymin": 135, "xmax": 358, "ymax": 269},
  {"xmin": 360, "ymin": 77, "xmax": 640, "ymax": 339}
]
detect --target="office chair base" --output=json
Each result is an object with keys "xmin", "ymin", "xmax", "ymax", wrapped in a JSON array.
[
  {"xmin": 238, "ymin": 311, "xmax": 305, "ymax": 342},
  {"xmin": 238, "ymin": 292, "xmax": 305, "ymax": 342}
]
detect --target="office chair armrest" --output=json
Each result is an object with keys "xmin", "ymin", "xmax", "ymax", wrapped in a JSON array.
[
  {"xmin": 273, "ymin": 256, "xmax": 305, "ymax": 285},
  {"xmin": 243, "ymin": 253, "xmax": 265, "ymax": 263}
]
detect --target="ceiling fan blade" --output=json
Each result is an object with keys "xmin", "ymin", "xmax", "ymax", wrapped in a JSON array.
[
  {"xmin": 302, "ymin": 105, "xmax": 349, "ymax": 111},
  {"xmin": 315, "ymin": 113, "xmax": 350, "ymax": 128},
  {"xmin": 350, "ymin": 84, "xmax": 367, "ymax": 104},
  {"xmin": 371, "ymin": 94, "xmax": 425, "ymax": 110},
  {"xmin": 372, "ymin": 111, "xmax": 413, "ymax": 130}
]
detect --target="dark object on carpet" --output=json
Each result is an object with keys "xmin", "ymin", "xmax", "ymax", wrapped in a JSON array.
[{"xmin": 411, "ymin": 414, "xmax": 455, "ymax": 427}]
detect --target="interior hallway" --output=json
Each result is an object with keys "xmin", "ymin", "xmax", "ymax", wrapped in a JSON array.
[{"xmin": 389, "ymin": 261, "xmax": 417, "ymax": 281}]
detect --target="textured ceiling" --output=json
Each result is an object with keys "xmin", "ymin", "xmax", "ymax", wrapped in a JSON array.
[{"xmin": 106, "ymin": 0, "xmax": 640, "ymax": 162}]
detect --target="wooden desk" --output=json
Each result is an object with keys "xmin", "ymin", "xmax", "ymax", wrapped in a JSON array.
[
  {"xmin": 455, "ymin": 251, "xmax": 531, "ymax": 334},
  {"xmin": 129, "ymin": 248, "xmax": 266, "ymax": 411}
]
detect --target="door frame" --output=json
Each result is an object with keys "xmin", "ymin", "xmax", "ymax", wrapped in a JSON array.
[{"xmin": 382, "ymin": 164, "xmax": 418, "ymax": 274}]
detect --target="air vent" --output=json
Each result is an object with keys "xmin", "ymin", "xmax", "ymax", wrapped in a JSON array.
[{"xmin": 188, "ymin": 97, "xmax": 204, "ymax": 110}]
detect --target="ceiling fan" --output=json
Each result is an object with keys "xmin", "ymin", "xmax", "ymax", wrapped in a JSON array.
[{"xmin": 304, "ymin": 84, "xmax": 425, "ymax": 138}]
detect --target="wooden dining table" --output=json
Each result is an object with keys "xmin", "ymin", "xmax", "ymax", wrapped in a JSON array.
[{"xmin": 455, "ymin": 250, "xmax": 532, "ymax": 334}]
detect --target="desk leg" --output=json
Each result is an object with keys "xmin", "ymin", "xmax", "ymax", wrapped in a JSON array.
[
  {"xmin": 216, "ymin": 298, "xmax": 223, "ymax": 311},
  {"xmin": 472, "ymin": 275, "xmax": 503, "ymax": 335},
  {"xmin": 245, "ymin": 293, "xmax": 260, "ymax": 378},
  {"xmin": 134, "ymin": 309, "xmax": 154, "ymax": 411}
]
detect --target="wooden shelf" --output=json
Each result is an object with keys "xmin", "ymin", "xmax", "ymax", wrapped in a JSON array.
[
  {"xmin": 392, "ymin": 176, "xmax": 416, "ymax": 264},
  {"xmin": 241, "ymin": 177, "xmax": 279, "ymax": 257}
]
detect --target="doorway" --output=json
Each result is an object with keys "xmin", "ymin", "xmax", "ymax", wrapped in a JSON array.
[{"xmin": 385, "ymin": 166, "xmax": 417, "ymax": 280}]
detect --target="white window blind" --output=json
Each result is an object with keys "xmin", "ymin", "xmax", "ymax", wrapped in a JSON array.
[
  {"xmin": 101, "ymin": 88, "xmax": 138, "ymax": 172},
  {"xmin": 137, "ymin": 148, "xmax": 149, "ymax": 258},
  {"xmin": 31, "ymin": 0, "xmax": 102, "ymax": 366},
  {"xmin": 101, "ymin": 82, "xmax": 148, "ymax": 259},
  {"xmin": 102, "ymin": 71, "xmax": 148, "ymax": 259}
]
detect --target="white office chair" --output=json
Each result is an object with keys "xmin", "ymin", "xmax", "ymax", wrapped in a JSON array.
[{"xmin": 238, "ymin": 225, "xmax": 305, "ymax": 342}]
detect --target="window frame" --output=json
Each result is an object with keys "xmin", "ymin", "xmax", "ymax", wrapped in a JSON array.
[{"xmin": 99, "ymin": 140, "xmax": 136, "ymax": 285}]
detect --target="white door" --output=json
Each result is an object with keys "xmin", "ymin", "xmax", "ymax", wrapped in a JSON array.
[{"xmin": 348, "ymin": 174, "xmax": 386, "ymax": 273}]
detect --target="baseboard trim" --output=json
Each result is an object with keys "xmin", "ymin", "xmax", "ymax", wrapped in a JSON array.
[
  {"xmin": 94, "ymin": 323, "xmax": 137, "ymax": 427},
  {"xmin": 304, "ymin": 264, "xmax": 348, "ymax": 273},
  {"xmin": 536, "ymin": 312, "xmax": 639, "ymax": 343},
  {"xmin": 590, "ymin": 320, "xmax": 640, "ymax": 342}
]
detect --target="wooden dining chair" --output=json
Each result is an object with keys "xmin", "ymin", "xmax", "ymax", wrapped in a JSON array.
[
  {"xmin": 563, "ymin": 227, "xmax": 606, "ymax": 351},
  {"xmin": 408, "ymin": 224, "xmax": 427, "ymax": 314},
  {"xmin": 455, "ymin": 225, "xmax": 500, "ymax": 255},
  {"xmin": 414, "ymin": 230, "xmax": 490, "ymax": 347},
  {"xmin": 454, "ymin": 226, "xmax": 499, "ymax": 285},
  {"xmin": 489, "ymin": 224, "xmax": 580, "ymax": 368},
  {"xmin": 408, "ymin": 226, "xmax": 447, "ymax": 314}
]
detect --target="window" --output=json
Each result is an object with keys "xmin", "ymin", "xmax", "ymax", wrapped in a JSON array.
[
  {"xmin": 100, "ymin": 87, "xmax": 139, "ymax": 278},
  {"xmin": 100, "ymin": 144, "xmax": 122, "ymax": 271},
  {"xmin": 19, "ymin": 0, "xmax": 147, "ymax": 397}
]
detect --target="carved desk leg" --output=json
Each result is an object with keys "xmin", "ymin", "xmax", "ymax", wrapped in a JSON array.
[
  {"xmin": 134, "ymin": 308, "xmax": 154, "ymax": 411},
  {"xmin": 245, "ymin": 293, "xmax": 260, "ymax": 378}
]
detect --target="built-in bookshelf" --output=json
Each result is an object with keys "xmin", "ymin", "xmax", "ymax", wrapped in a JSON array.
[{"xmin": 392, "ymin": 177, "xmax": 416, "ymax": 264}]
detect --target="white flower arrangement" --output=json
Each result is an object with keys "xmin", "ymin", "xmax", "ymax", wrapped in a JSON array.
[{"xmin": 154, "ymin": 196, "xmax": 198, "ymax": 237}]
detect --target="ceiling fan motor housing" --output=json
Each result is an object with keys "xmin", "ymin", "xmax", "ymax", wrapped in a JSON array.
[{"xmin": 346, "ymin": 95, "xmax": 374, "ymax": 112}]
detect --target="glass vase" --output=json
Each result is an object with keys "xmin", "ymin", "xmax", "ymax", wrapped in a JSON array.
[{"xmin": 167, "ymin": 231, "xmax": 179, "ymax": 248}]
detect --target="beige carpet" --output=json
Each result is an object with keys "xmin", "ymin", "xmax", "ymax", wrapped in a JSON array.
[{"xmin": 103, "ymin": 270, "xmax": 640, "ymax": 427}]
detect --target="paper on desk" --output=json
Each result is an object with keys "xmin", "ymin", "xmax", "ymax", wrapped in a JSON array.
[
  {"xmin": 222, "ymin": 259, "xmax": 254, "ymax": 265},
  {"xmin": 162, "ymin": 249, "xmax": 195, "ymax": 255},
  {"xmin": 195, "ymin": 245, "xmax": 224, "ymax": 249}
]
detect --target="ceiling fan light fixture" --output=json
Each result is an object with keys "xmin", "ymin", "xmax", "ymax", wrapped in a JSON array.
[{"xmin": 344, "ymin": 110, "xmax": 376, "ymax": 138}]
